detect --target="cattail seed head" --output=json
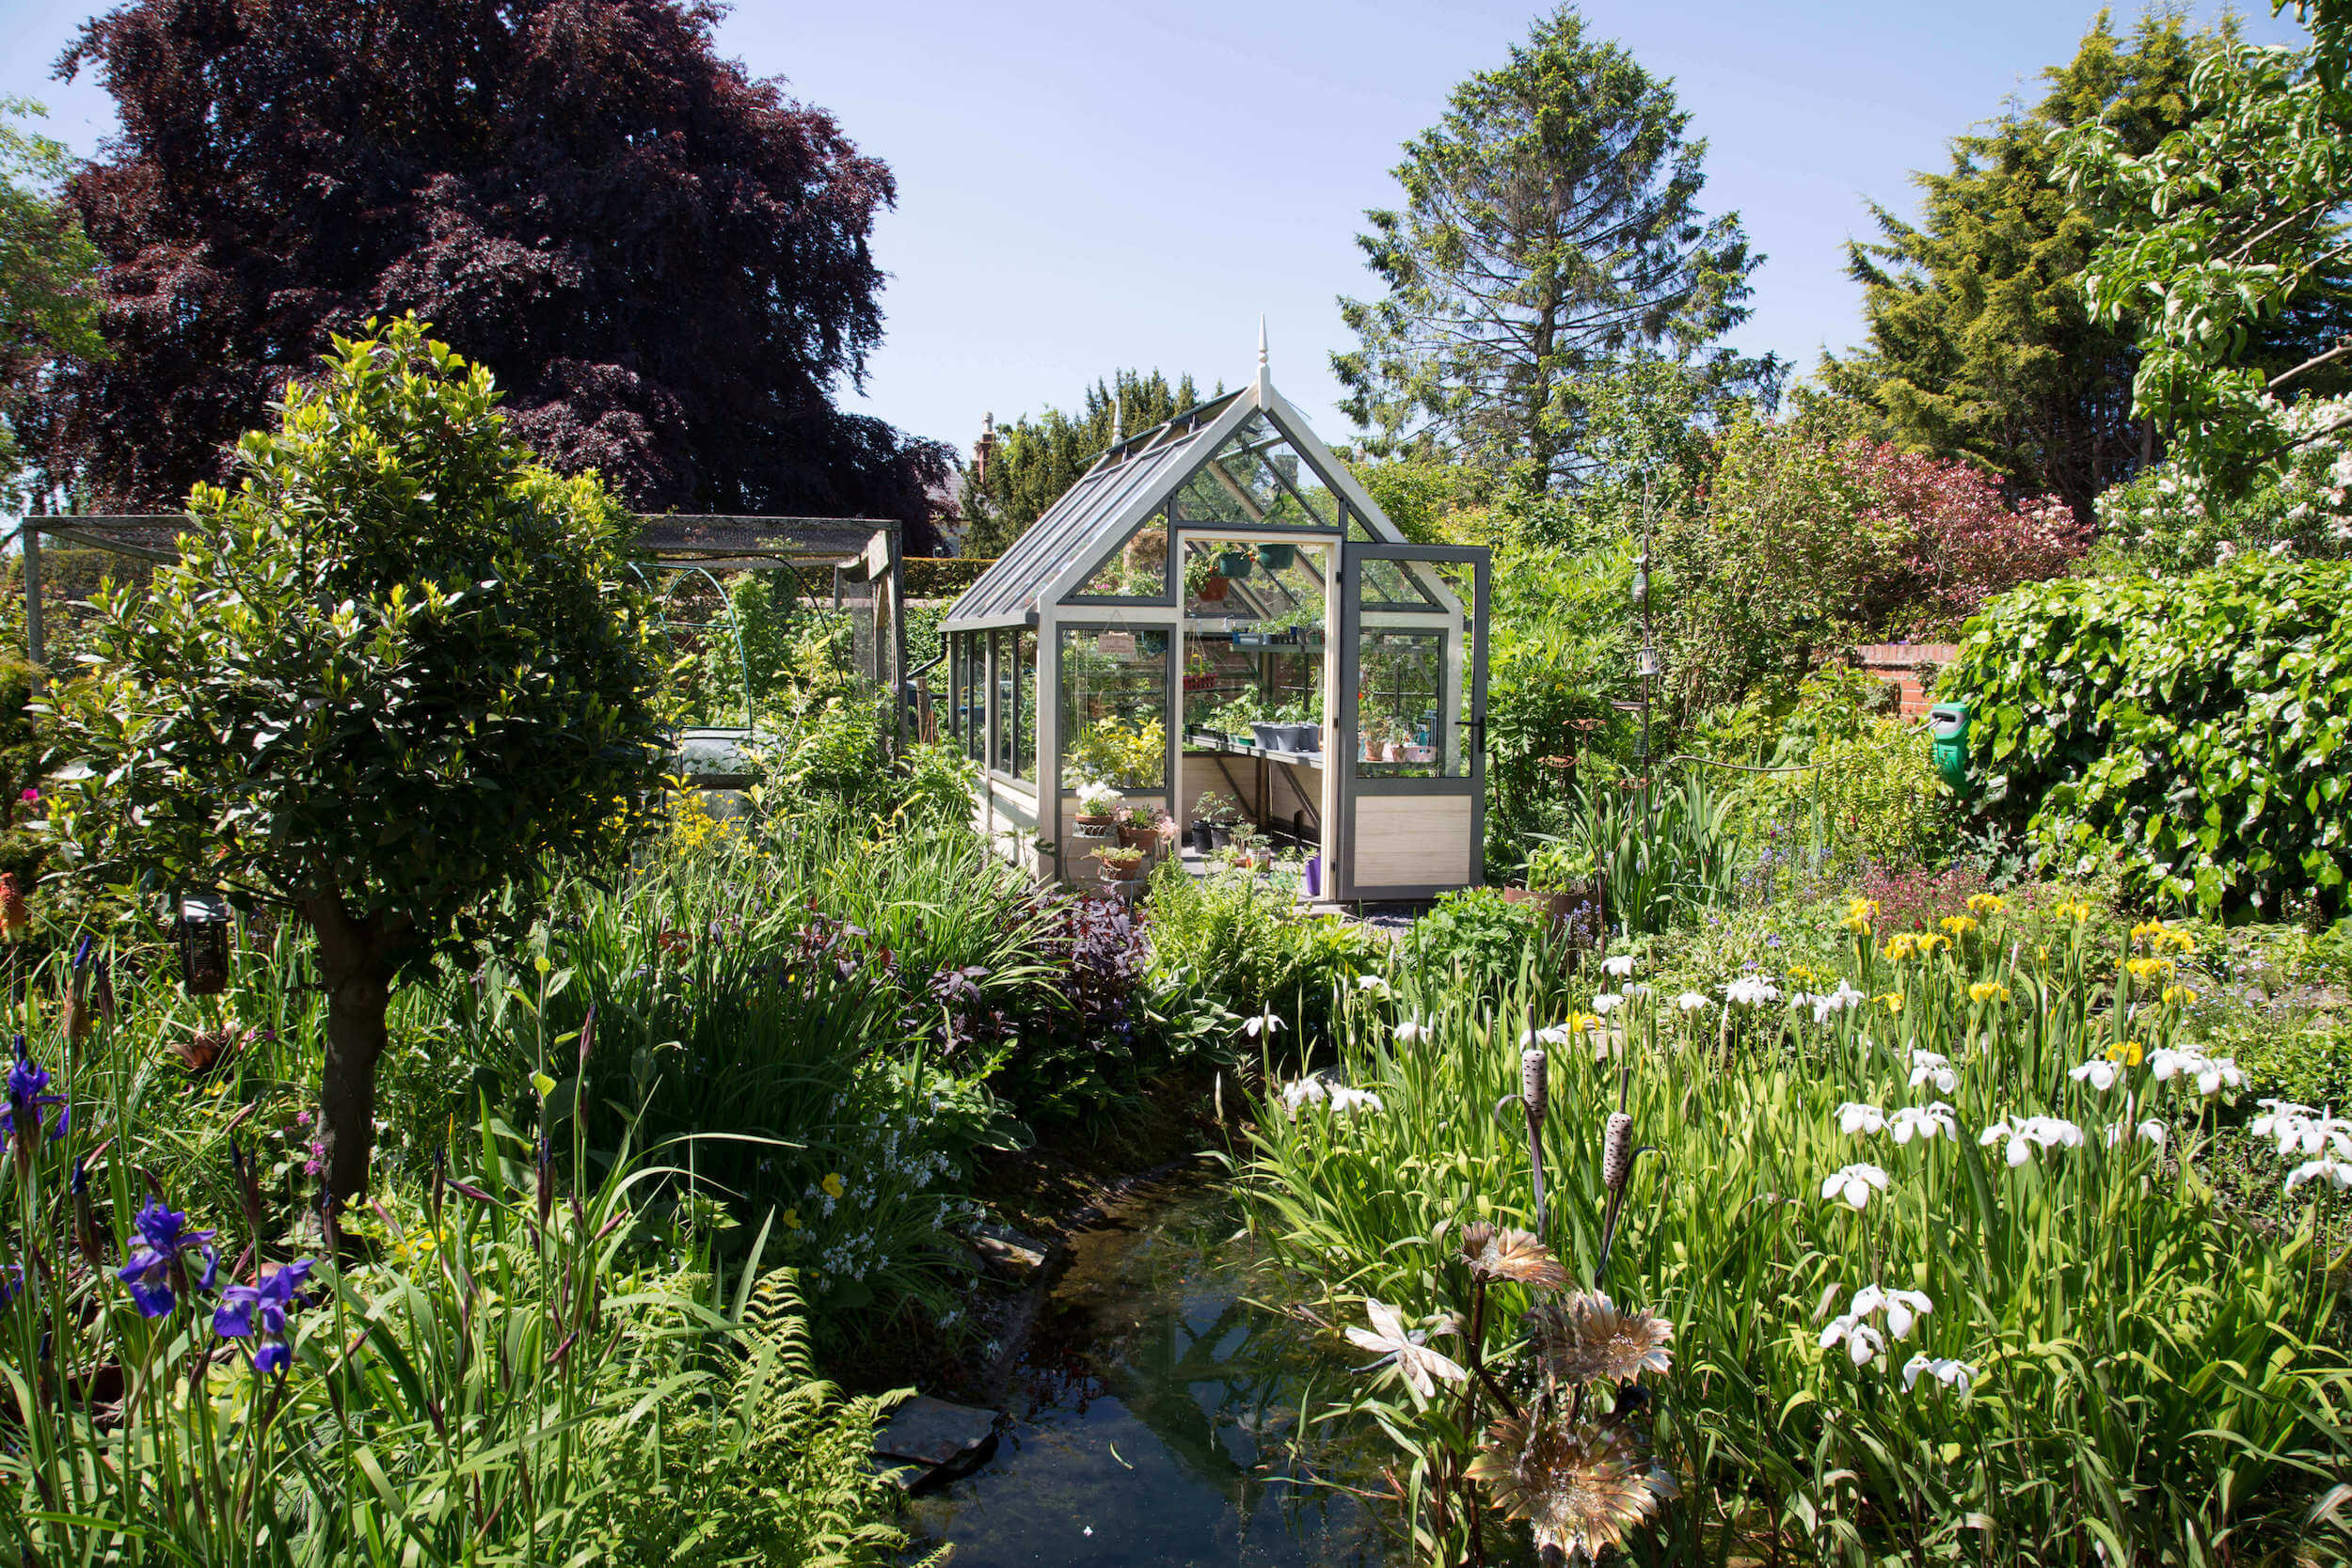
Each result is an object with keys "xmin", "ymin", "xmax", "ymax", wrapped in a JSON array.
[
  {"xmin": 1602, "ymin": 1111, "xmax": 1634, "ymax": 1193},
  {"xmin": 1520, "ymin": 1049, "xmax": 1549, "ymax": 1120}
]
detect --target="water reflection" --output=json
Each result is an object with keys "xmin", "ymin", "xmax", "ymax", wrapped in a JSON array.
[{"xmin": 911, "ymin": 1177, "xmax": 1396, "ymax": 1566}]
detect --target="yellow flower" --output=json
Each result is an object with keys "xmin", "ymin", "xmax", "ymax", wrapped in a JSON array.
[
  {"xmin": 1967, "ymin": 981, "xmax": 2011, "ymax": 1005},
  {"xmin": 2034, "ymin": 944, "xmax": 2050, "ymax": 964},
  {"xmin": 2158, "ymin": 929, "xmax": 2198, "ymax": 955},
  {"xmin": 1965, "ymin": 893, "xmax": 2007, "ymax": 915},
  {"xmin": 1570, "ymin": 1012, "xmax": 1604, "ymax": 1034},
  {"xmin": 2124, "ymin": 957, "xmax": 2174, "ymax": 983},
  {"xmin": 2160, "ymin": 985, "xmax": 2198, "ymax": 1007},
  {"xmin": 782, "ymin": 1207, "xmax": 803, "ymax": 1230},
  {"xmin": 1842, "ymin": 897, "xmax": 1880, "ymax": 933},
  {"xmin": 1875, "ymin": 991, "xmax": 1904, "ymax": 1014},
  {"xmin": 820, "ymin": 1173, "xmax": 844, "ymax": 1199},
  {"xmin": 1882, "ymin": 933, "xmax": 1919, "ymax": 961},
  {"xmin": 1918, "ymin": 932, "xmax": 1948, "ymax": 953},
  {"xmin": 1940, "ymin": 914, "xmax": 1979, "ymax": 939},
  {"xmin": 533, "ymin": 955, "xmax": 551, "ymax": 975},
  {"xmin": 2105, "ymin": 1039, "xmax": 2146, "ymax": 1067}
]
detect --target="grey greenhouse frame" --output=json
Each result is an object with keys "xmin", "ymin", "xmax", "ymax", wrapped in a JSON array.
[{"xmin": 940, "ymin": 354, "xmax": 1491, "ymax": 902}]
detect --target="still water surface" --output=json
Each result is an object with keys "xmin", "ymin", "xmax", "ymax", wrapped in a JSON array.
[{"xmin": 910, "ymin": 1175, "xmax": 1397, "ymax": 1566}]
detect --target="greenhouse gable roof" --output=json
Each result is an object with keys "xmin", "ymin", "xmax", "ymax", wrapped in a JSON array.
[{"xmin": 942, "ymin": 372, "xmax": 1404, "ymax": 632}]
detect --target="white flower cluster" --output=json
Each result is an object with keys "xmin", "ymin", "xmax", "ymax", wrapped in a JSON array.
[
  {"xmin": 1908, "ymin": 1050, "xmax": 1957, "ymax": 1094},
  {"xmin": 1820, "ymin": 1163, "xmax": 1891, "ymax": 1210},
  {"xmin": 1820, "ymin": 1283, "xmax": 1932, "ymax": 1366},
  {"xmin": 1791, "ymin": 980, "xmax": 1866, "ymax": 1024},
  {"xmin": 1279, "ymin": 1076, "xmax": 1383, "ymax": 1117},
  {"xmin": 1901, "ymin": 1353, "xmax": 1978, "ymax": 1394},
  {"xmin": 1837, "ymin": 1101, "xmax": 1956, "ymax": 1145},
  {"xmin": 2254, "ymin": 1101, "xmax": 2352, "ymax": 1195},
  {"xmin": 1978, "ymin": 1115, "xmax": 2085, "ymax": 1167},
  {"xmin": 2148, "ymin": 1047, "xmax": 2242, "ymax": 1097},
  {"xmin": 1723, "ymin": 974, "xmax": 1782, "ymax": 1008},
  {"xmin": 815, "ymin": 1226, "xmax": 886, "ymax": 1283}
]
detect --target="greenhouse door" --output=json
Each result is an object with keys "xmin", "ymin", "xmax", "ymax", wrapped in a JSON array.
[{"xmin": 1332, "ymin": 543, "xmax": 1488, "ymax": 902}]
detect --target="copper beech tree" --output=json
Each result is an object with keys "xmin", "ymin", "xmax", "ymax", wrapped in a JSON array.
[
  {"xmin": 21, "ymin": 0, "xmax": 951, "ymax": 548},
  {"xmin": 48, "ymin": 318, "xmax": 665, "ymax": 1211}
]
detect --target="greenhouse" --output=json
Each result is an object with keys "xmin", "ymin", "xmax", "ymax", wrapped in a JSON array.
[{"xmin": 941, "ymin": 355, "xmax": 1490, "ymax": 901}]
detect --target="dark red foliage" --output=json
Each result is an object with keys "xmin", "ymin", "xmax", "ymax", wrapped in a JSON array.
[{"xmin": 23, "ymin": 0, "xmax": 951, "ymax": 547}]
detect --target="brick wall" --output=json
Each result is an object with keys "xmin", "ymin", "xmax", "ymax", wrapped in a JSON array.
[{"xmin": 1855, "ymin": 643, "xmax": 1957, "ymax": 720}]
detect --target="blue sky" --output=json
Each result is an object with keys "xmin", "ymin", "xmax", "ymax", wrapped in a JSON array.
[{"xmin": 0, "ymin": 0, "xmax": 2309, "ymax": 462}]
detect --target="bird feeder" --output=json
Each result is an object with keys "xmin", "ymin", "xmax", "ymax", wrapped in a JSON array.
[{"xmin": 175, "ymin": 889, "xmax": 233, "ymax": 996}]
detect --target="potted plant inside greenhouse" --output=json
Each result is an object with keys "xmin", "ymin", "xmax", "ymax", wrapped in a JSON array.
[
  {"xmin": 1117, "ymin": 802, "xmax": 1159, "ymax": 850},
  {"xmin": 1185, "ymin": 550, "xmax": 1232, "ymax": 603},
  {"xmin": 1216, "ymin": 546, "xmax": 1255, "ymax": 578},
  {"xmin": 1092, "ymin": 842, "xmax": 1145, "ymax": 883},
  {"xmin": 1190, "ymin": 791, "xmax": 1241, "ymax": 853},
  {"xmin": 1073, "ymin": 772, "xmax": 1121, "ymax": 831}
]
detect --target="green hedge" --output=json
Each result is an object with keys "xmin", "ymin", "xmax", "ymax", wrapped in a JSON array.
[
  {"xmin": 1946, "ymin": 556, "xmax": 2351, "ymax": 917},
  {"xmin": 905, "ymin": 556, "xmax": 993, "ymax": 597}
]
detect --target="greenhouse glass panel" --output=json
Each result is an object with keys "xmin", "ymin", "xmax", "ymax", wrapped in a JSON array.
[
  {"xmin": 1060, "ymin": 627, "xmax": 1170, "ymax": 790},
  {"xmin": 1068, "ymin": 508, "xmax": 1171, "ymax": 601},
  {"xmin": 993, "ymin": 630, "xmax": 1013, "ymax": 776},
  {"xmin": 1015, "ymin": 628, "xmax": 1038, "ymax": 783}
]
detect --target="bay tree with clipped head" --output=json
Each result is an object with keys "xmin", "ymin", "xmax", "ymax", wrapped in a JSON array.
[{"xmin": 45, "ymin": 316, "xmax": 667, "ymax": 1212}]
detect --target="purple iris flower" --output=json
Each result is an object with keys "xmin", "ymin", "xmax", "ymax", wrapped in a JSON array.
[
  {"xmin": 116, "ymin": 1199, "xmax": 218, "ymax": 1317},
  {"xmin": 3, "ymin": 1037, "xmax": 69, "ymax": 1152},
  {"xmin": 214, "ymin": 1259, "xmax": 315, "ymax": 1374}
]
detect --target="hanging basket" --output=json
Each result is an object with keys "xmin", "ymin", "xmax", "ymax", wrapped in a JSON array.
[
  {"xmin": 1256, "ymin": 542, "xmax": 1295, "ymax": 573},
  {"xmin": 1216, "ymin": 549, "xmax": 1255, "ymax": 578},
  {"xmin": 1195, "ymin": 574, "xmax": 1232, "ymax": 603}
]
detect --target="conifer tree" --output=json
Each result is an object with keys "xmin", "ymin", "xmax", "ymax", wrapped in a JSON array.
[
  {"xmin": 1332, "ymin": 4, "xmax": 1768, "ymax": 493},
  {"xmin": 958, "ymin": 369, "xmax": 1208, "ymax": 556}
]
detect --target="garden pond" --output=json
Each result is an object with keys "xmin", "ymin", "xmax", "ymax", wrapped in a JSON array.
[{"xmin": 909, "ymin": 1171, "xmax": 1407, "ymax": 1566}]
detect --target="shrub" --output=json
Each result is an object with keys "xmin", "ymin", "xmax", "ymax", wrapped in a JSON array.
[
  {"xmin": 1145, "ymin": 860, "xmax": 1376, "ymax": 1043},
  {"xmin": 47, "ymin": 317, "xmax": 666, "ymax": 1208},
  {"xmin": 1406, "ymin": 885, "xmax": 1558, "ymax": 1000},
  {"xmin": 1946, "ymin": 554, "xmax": 2352, "ymax": 917}
]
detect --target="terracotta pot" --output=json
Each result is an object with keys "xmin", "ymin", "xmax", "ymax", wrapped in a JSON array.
[
  {"xmin": 1096, "ymin": 854, "xmax": 1142, "ymax": 882},
  {"xmin": 1074, "ymin": 812, "xmax": 1117, "ymax": 830},
  {"xmin": 1502, "ymin": 885, "xmax": 1581, "ymax": 921},
  {"xmin": 1118, "ymin": 824, "xmax": 1156, "ymax": 849},
  {"xmin": 1196, "ymin": 574, "xmax": 1232, "ymax": 603},
  {"xmin": 1381, "ymin": 740, "xmax": 1404, "ymax": 762}
]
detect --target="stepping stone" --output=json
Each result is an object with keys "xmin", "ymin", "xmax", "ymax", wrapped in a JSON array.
[
  {"xmin": 969, "ymin": 1222, "xmax": 1052, "ymax": 1282},
  {"xmin": 873, "ymin": 1395, "xmax": 999, "ymax": 1490}
]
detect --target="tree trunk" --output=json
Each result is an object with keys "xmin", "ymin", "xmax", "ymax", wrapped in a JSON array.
[{"xmin": 304, "ymin": 895, "xmax": 393, "ymax": 1218}]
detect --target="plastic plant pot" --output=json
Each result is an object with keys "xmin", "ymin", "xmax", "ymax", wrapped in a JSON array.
[
  {"xmin": 1282, "ymin": 722, "xmax": 1319, "ymax": 752},
  {"xmin": 1250, "ymin": 721, "xmax": 1285, "ymax": 752},
  {"xmin": 1216, "ymin": 549, "xmax": 1255, "ymax": 578},
  {"xmin": 1305, "ymin": 854, "xmax": 1322, "ymax": 898},
  {"xmin": 1256, "ymin": 542, "xmax": 1295, "ymax": 573}
]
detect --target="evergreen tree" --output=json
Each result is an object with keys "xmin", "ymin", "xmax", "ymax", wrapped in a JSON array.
[
  {"xmin": 1821, "ymin": 10, "xmax": 2345, "ymax": 524},
  {"xmin": 22, "ymin": 0, "xmax": 952, "ymax": 548},
  {"xmin": 958, "ymin": 369, "xmax": 1208, "ymax": 556},
  {"xmin": 1331, "ymin": 4, "xmax": 1770, "ymax": 493}
]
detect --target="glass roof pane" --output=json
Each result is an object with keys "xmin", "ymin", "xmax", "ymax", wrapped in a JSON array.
[
  {"xmin": 1067, "ymin": 509, "xmax": 1170, "ymax": 601},
  {"xmin": 1170, "ymin": 412, "xmax": 1341, "ymax": 531}
]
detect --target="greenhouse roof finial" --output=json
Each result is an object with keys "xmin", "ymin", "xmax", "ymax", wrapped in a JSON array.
[{"xmin": 1255, "ymin": 315, "xmax": 1269, "ymax": 400}]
